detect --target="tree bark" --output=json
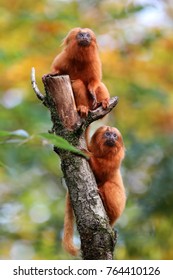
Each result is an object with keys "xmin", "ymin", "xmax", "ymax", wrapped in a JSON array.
[{"xmin": 32, "ymin": 71, "xmax": 118, "ymax": 259}]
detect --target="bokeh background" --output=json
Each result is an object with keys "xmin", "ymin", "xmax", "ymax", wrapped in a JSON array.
[{"xmin": 0, "ymin": 0, "xmax": 173, "ymax": 260}]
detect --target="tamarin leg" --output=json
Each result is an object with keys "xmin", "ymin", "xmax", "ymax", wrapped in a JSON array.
[
  {"xmin": 95, "ymin": 82, "xmax": 110, "ymax": 109},
  {"xmin": 71, "ymin": 79, "xmax": 89, "ymax": 117},
  {"xmin": 99, "ymin": 180, "xmax": 126, "ymax": 226}
]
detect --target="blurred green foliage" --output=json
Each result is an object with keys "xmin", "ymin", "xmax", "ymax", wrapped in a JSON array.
[{"xmin": 0, "ymin": 0, "xmax": 173, "ymax": 260}]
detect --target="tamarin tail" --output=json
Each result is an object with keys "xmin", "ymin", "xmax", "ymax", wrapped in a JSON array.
[{"xmin": 62, "ymin": 192, "xmax": 79, "ymax": 256}]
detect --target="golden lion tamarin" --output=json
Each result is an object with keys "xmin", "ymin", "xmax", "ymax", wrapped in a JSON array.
[
  {"xmin": 51, "ymin": 27, "xmax": 110, "ymax": 117},
  {"xmin": 63, "ymin": 126, "xmax": 126, "ymax": 256}
]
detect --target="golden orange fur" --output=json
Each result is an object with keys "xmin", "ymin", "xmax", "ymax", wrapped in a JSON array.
[
  {"xmin": 51, "ymin": 27, "xmax": 110, "ymax": 117},
  {"xmin": 62, "ymin": 126, "xmax": 126, "ymax": 256},
  {"xmin": 87, "ymin": 126, "xmax": 126, "ymax": 226}
]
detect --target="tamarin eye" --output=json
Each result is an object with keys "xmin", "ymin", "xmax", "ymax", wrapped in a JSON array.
[
  {"xmin": 77, "ymin": 32, "xmax": 91, "ymax": 40},
  {"xmin": 113, "ymin": 133, "xmax": 118, "ymax": 139},
  {"xmin": 105, "ymin": 131, "xmax": 118, "ymax": 139},
  {"xmin": 105, "ymin": 131, "xmax": 111, "ymax": 137},
  {"xmin": 85, "ymin": 32, "xmax": 91, "ymax": 38},
  {"xmin": 78, "ymin": 32, "xmax": 84, "ymax": 38}
]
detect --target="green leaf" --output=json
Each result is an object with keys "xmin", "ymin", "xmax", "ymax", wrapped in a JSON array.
[
  {"xmin": 39, "ymin": 133, "xmax": 88, "ymax": 158},
  {"xmin": 0, "ymin": 130, "xmax": 88, "ymax": 159},
  {"xmin": 0, "ymin": 129, "xmax": 30, "ymax": 144},
  {"xmin": 0, "ymin": 129, "xmax": 29, "ymax": 138}
]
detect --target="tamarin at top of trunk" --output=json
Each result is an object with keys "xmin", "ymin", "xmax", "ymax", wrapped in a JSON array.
[{"xmin": 51, "ymin": 27, "xmax": 110, "ymax": 117}]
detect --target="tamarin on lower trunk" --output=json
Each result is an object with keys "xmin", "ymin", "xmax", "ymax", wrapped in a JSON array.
[{"xmin": 63, "ymin": 126, "xmax": 126, "ymax": 256}]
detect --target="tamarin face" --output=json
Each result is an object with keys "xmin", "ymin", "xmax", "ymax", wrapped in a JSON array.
[
  {"xmin": 89, "ymin": 126, "xmax": 125, "ymax": 159},
  {"xmin": 103, "ymin": 129, "xmax": 118, "ymax": 147},
  {"xmin": 76, "ymin": 30, "xmax": 92, "ymax": 47},
  {"xmin": 91, "ymin": 126, "xmax": 123, "ymax": 147},
  {"xmin": 64, "ymin": 27, "xmax": 97, "ymax": 48}
]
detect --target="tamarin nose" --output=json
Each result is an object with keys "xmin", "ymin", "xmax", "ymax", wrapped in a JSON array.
[{"xmin": 83, "ymin": 33, "xmax": 89, "ymax": 39}]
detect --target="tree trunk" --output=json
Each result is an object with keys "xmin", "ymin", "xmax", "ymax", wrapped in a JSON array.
[{"xmin": 32, "ymin": 71, "xmax": 118, "ymax": 259}]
